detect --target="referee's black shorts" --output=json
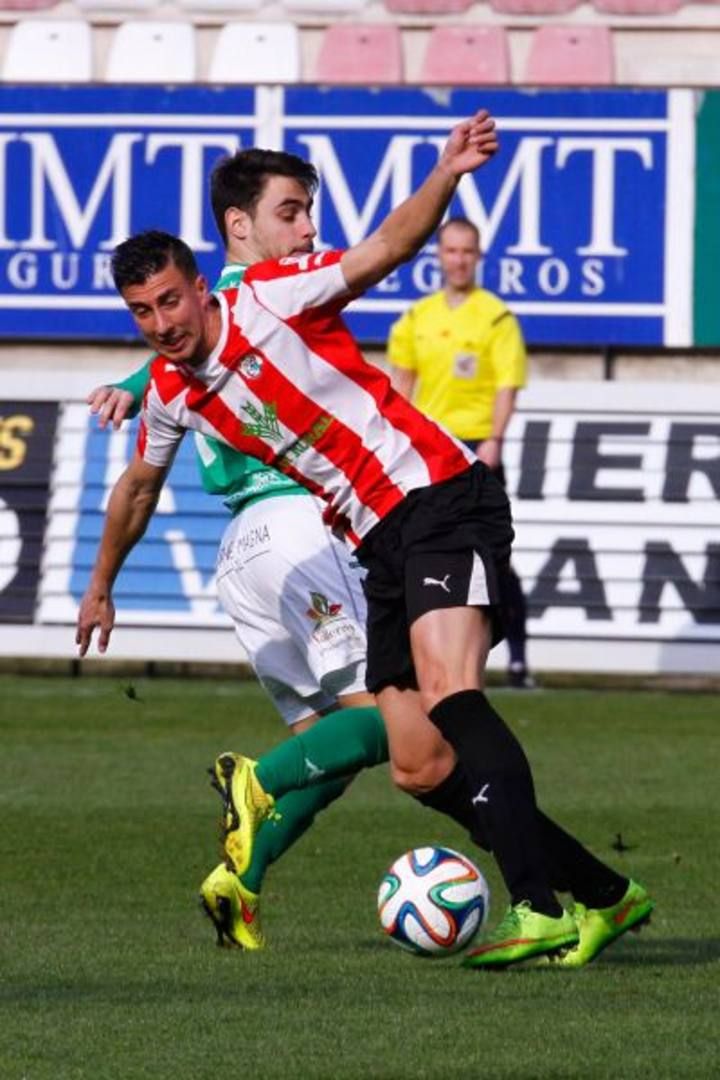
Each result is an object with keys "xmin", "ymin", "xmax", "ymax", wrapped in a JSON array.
[{"xmin": 356, "ymin": 462, "xmax": 514, "ymax": 694}]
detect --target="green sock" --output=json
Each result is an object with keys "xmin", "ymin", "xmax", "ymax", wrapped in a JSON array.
[
  {"xmin": 255, "ymin": 706, "xmax": 388, "ymax": 798},
  {"xmin": 241, "ymin": 779, "xmax": 347, "ymax": 894}
]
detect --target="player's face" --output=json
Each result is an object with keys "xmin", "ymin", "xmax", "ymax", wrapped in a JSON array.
[
  {"xmin": 231, "ymin": 175, "xmax": 317, "ymax": 262},
  {"xmin": 438, "ymin": 224, "xmax": 480, "ymax": 292},
  {"xmin": 122, "ymin": 262, "xmax": 212, "ymax": 365}
]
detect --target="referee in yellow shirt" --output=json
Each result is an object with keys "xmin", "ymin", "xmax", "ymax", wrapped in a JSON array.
[{"xmin": 388, "ymin": 216, "xmax": 534, "ymax": 688}]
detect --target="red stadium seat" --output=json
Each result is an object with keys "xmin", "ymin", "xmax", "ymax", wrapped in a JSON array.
[
  {"xmin": 592, "ymin": 0, "xmax": 681, "ymax": 12},
  {"xmin": 491, "ymin": 0, "xmax": 580, "ymax": 11},
  {"xmin": 420, "ymin": 26, "xmax": 510, "ymax": 86},
  {"xmin": 314, "ymin": 25, "xmax": 403, "ymax": 84},
  {"xmin": 525, "ymin": 26, "xmax": 614, "ymax": 86},
  {"xmin": 385, "ymin": 0, "xmax": 472, "ymax": 13},
  {"xmin": 0, "ymin": 0, "xmax": 57, "ymax": 9}
]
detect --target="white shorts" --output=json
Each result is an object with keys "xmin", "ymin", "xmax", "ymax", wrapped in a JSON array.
[{"xmin": 216, "ymin": 494, "xmax": 368, "ymax": 726}]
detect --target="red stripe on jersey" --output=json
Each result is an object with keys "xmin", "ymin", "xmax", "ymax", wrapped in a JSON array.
[
  {"xmin": 150, "ymin": 358, "xmax": 195, "ymax": 406},
  {"xmin": 137, "ymin": 417, "xmax": 147, "ymax": 457},
  {"xmin": 286, "ymin": 311, "xmax": 472, "ymax": 486},
  {"xmin": 214, "ymin": 332, "xmax": 407, "ymax": 524},
  {"xmin": 245, "ymin": 251, "xmax": 343, "ymax": 284},
  {"xmin": 189, "ymin": 384, "xmax": 276, "ymax": 469}
]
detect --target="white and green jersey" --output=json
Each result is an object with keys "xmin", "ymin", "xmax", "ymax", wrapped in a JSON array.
[{"xmin": 114, "ymin": 262, "xmax": 309, "ymax": 516}]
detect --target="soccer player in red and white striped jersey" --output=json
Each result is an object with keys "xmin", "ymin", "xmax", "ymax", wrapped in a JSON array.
[{"xmin": 78, "ymin": 111, "xmax": 652, "ymax": 967}]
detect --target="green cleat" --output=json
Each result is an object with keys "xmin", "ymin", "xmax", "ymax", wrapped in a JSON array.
[
  {"xmin": 210, "ymin": 752, "xmax": 275, "ymax": 877},
  {"xmin": 462, "ymin": 901, "xmax": 578, "ymax": 969},
  {"xmin": 545, "ymin": 880, "xmax": 655, "ymax": 968},
  {"xmin": 199, "ymin": 862, "xmax": 266, "ymax": 951}
]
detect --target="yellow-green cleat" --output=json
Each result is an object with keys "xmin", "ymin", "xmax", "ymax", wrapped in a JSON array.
[
  {"xmin": 199, "ymin": 862, "xmax": 266, "ymax": 951},
  {"xmin": 543, "ymin": 880, "xmax": 655, "ymax": 968},
  {"xmin": 462, "ymin": 901, "xmax": 578, "ymax": 969},
  {"xmin": 210, "ymin": 752, "xmax": 275, "ymax": 877}
]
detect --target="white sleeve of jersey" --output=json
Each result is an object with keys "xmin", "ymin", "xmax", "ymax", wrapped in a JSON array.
[
  {"xmin": 243, "ymin": 252, "xmax": 350, "ymax": 322},
  {"xmin": 138, "ymin": 384, "xmax": 185, "ymax": 469}
]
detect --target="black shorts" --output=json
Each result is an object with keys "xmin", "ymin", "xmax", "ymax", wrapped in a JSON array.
[{"xmin": 356, "ymin": 462, "xmax": 514, "ymax": 693}]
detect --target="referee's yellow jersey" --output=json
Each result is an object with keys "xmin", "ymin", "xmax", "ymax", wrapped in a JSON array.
[{"xmin": 387, "ymin": 288, "xmax": 526, "ymax": 441}]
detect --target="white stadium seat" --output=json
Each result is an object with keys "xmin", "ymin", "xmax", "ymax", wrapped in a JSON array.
[
  {"xmin": 2, "ymin": 20, "xmax": 93, "ymax": 83},
  {"xmin": 105, "ymin": 21, "xmax": 196, "ymax": 84},
  {"xmin": 282, "ymin": 0, "xmax": 368, "ymax": 12},
  {"xmin": 75, "ymin": 0, "xmax": 154, "ymax": 11},
  {"xmin": 209, "ymin": 22, "xmax": 300, "ymax": 84},
  {"xmin": 179, "ymin": 0, "xmax": 266, "ymax": 11}
]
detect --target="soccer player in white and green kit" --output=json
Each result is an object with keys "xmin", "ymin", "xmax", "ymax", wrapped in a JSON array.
[{"xmin": 90, "ymin": 259, "xmax": 393, "ymax": 951}]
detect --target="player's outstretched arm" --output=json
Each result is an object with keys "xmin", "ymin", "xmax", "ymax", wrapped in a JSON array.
[
  {"xmin": 76, "ymin": 453, "xmax": 168, "ymax": 656},
  {"xmin": 341, "ymin": 110, "xmax": 498, "ymax": 293}
]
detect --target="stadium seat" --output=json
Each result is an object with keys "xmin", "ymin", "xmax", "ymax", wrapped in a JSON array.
[
  {"xmin": 75, "ymin": 0, "xmax": 154, "ymax": 11},
  {"xmin": 314, "ymin": 25, "xmax": 403, "ymax": 84},
  {"xmin": 420, "ymin": 27, "xmax": 510, "ymax": 85},
  {"xmin": 491, "ymin": 0, "xmax": 579, "ymax": 12},
  {"xmin": 282, "ymin": 0, "xmax": 368, "ymax": 12},
  {"xmin": 525, "ymin": 26, "xmax": 614, "ymax": 85},
  {"xmin": 2, "ymin": 20, "xmax": 92, "ymax": 82},
  {"xmin": 178, "ymin": 0, "xmax": 263, "ymax": 10},
  {"xmin": 384, "ymin": 0, "xmax": 473, "ymax": 13},
  {"xmin": 105, "ymin": 22, "xmax": 196, "ymax": 84},
  {"xmin": 209, "ymin": 23, "xmax": 300, "ymax": 84},
  {"xmin": 592, "ymin": 0, "xmax": 681, "ymax": 11},
  {"xmin": 0, "ymin": 0, "xmax": 58, "ymax": 9}
]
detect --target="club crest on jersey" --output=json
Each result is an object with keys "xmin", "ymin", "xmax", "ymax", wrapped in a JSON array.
[{"xmin": 240, "ymin": 353, "xmax": 263, "ymax": 380}]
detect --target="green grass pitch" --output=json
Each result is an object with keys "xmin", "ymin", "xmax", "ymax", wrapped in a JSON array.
[{"xmin": 1, "ymin": 675, "xmax": 717, "ymax": 1080}]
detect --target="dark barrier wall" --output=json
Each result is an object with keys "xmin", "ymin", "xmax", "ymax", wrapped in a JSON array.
[{"xmin": 0, "ymin": 402, "xmax": 58, "ymax": 622}]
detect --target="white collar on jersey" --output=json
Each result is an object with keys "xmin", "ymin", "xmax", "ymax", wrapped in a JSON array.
[{"xmin": 196, "ymin": 289, "xmax": 230, "ymax": 372}]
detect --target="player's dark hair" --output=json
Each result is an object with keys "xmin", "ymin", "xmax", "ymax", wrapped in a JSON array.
[
  {"xmin": 111, "ymin": 230, "xmax": 199, "ymax": 292},
  {"xmin": 210, "ymin": 149, "xmax": 319, "ymax": 244},
  {"xmin": 438, "ymin": 217, "xmax": 481, "ymax": 246}
]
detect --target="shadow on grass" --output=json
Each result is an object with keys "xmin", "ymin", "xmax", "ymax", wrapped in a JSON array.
[
  {"xmin": 354, "ymin": 935, "xmax": 720, "ymax": 969},
  {"xmin": 600, "ymin": 936, "xmax": 720, "ymax": 967}
]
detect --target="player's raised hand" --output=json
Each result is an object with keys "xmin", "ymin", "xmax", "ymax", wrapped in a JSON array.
[
  {"xmin": 87, "ymin": 385, "xmax": 134, "ymax": 430},
  {"xmin": 441, "ymin": 110, "xmax": 499, "ymax": 177},
  {"xmin": 76, "ymin": 587, "xmax": 116, "ymax": 657}
]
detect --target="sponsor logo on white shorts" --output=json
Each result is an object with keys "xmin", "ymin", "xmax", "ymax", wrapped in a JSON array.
[
  {"xmin": 306, "ymin": 590, "xmax": 361, "ymax": 649},
  {"xmin": 217, "ymin": 523, "xmax": 271, "ymax": 569}
]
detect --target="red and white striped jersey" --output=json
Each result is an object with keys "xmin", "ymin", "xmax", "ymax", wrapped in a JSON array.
[{"xmin": 138, "ymin": 250, "xmax": 474, "ymax": 543}]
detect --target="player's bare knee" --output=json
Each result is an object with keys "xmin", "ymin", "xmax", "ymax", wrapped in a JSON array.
[{"xmin": 390, "ymin": 756, "xmax": 454, "ymax": 796}]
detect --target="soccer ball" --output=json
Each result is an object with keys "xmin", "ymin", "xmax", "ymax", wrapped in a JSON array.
[{"xmin": 377, "ymin": 846, "xmax": 490, "ymax": 957}]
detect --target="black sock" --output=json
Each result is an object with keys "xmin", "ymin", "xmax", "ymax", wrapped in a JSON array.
[
  {"xmin": 430, "ymin": 690, "xmax": 561, "ymax": 916},
  {"xmin": 415, "ymin": 754, "xmax": 626, "ymax": 910},
  {"xmin": 537, "ymin": 812, "xmax": 628, "ymax": 908},
  {"xmin": 415, "ymin": 762, "xmax": 491, "ymax": 851}
]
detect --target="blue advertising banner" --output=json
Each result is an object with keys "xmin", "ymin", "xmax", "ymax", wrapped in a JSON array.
[
  {"xmin": 0, "ymin": 85, "xmax": 256, "ymax": 338},
  {"xmin": 0, "ymin": 86, "xmax": 693, "ymax": 346}
]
